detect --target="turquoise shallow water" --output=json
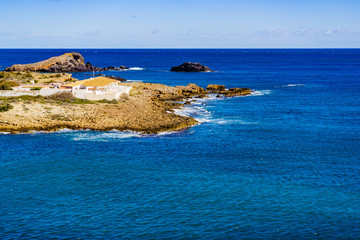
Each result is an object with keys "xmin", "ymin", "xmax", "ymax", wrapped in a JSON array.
[{"xmin": 0, "ymin": 49, "xmax": 359, "ymax": 239}]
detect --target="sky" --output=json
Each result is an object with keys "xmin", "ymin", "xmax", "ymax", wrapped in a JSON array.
[{"xmin": 0, "ymin": 0, "xmax": 359, "ymax": 48}]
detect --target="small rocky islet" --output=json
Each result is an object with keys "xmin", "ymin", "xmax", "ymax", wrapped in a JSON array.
[
  {"xmin": 0, "ymin": 53, "xmax": 251, "ymax": 134},
  {"xmin": 170, "ymin": 62, "xmax": 214, "ymax": 72}
]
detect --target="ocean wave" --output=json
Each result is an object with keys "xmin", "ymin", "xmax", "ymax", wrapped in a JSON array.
[
  {"xmin": 0, "ymin": 128, "xmax": 89, "ymax": 135},
  {"xmin": 0, "ymin": 132, "xmax": 11, "ymax": 135},
  {"xmin": 71, "ymin": 129, "xmax": 192, "ymax": 141},
  {"xmin": 173, "ymin": 105, "xmax": 212, "ymax": 123},
  {"xmin": 71, "ymin": 130, "xmax": 142, "ymax": 141},
  {"xmin": 173, "ymin": 96, "xmax": 258, "ymax": 126},
  {"xmin": 156, "ymin": 131, "xmax": 179, "ymax": 136},
  {"xmin": 249, "ymin": 90, "xmax": 272, "ymax": 96},
  {"xmin": 128, "ymin": 67, "xmax": 145, "ymax": 70},
  {"xmin": 126, "ymin": 79, "xmax": 143, "ymax": 82},
  {"xmin": 55, "ymin": 128, "xmax": 85, "ymax": 133},
  {"xmin": 286, "ymin": 84, "xmax": 304, "ymax": 87}
]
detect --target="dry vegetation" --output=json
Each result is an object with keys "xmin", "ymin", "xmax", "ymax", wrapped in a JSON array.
[
  {"xmin": 0, "ymin": 71, "xmax": 74, "ymax": 84},
  {"xmin": 0, "ymin": 82, "xmax": 201, "ymax": 133}
]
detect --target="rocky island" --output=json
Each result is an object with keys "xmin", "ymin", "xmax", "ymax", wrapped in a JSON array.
[
  {"xmin": 170, "ymin": 62, "xmax": 214, "ymax": 72},
  {"xmin": 5, "ymin": 52, "xmax": 129, "ymax": 72}
]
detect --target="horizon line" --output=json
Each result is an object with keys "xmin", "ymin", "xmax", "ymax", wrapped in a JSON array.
[{"xmin": 0, "ymin": 47, "xmax": 359, "ymax": 50}]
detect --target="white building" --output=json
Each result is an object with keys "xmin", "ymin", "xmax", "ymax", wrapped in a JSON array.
[
  {"xmin": 63, "ymin": 77, "xmax": 132, "ymax": 101},
  {"xmin": 0, "ymin": 77, "xmax": 132, "ymax": 101}
]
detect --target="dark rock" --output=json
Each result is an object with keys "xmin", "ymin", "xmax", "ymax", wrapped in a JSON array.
[
  {"xmin": 106, "ymin": 76, "xmax": 127, "ymax": 82},
  {"xmin": 170, "ymin": 62, "xmax": 214, "ymax": 72},
  {"xmin": 86, "ymin": 62, "xmax": 93, "ymax": 69},
  {"xmin": 206, "ymin": 84, "xmax": 225, "ymax": 91},
  {"xmin": 104, "ymin": 65, "xmax": 129, "ymax": 71}
]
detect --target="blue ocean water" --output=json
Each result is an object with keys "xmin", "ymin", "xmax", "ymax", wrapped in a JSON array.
[{"xmin": 0, "ymin": 49, "xmax": 359, "ymax": 239}]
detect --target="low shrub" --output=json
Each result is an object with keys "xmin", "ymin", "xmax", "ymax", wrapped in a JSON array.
[
  {"xmin": 0, "ymin": 103, "xmax": 13, "ymax": 112},
  {"xmin": 98, "ymin": 99, "xmax": 118, "ymax": 104},
  {"xmin": 24, "ymin": 72, "xmax": 33, "ymax": 78},
  {"xmin": 46, "ymin": 91, "xmax": 75, "ymax": 101},
  {"xmin": 30, "ymin": 87, "xmax": 42, "ymax": 90},
  {"xmin": 0, "ymin": 83, "xmax": 13, "ymax": 90}
]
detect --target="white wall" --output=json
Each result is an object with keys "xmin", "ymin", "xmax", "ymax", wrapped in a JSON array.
[
  {"xmin": 0, "ymin": 90, "xmax": 39, "ymax": 97},
  {"xmin": 0, "ymin": 85, "xmax": 132, "ymax": 101}
]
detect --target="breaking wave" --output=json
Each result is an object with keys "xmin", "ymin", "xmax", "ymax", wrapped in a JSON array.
[
  {"xmin": 71, "ymin": 130, "xmax": 142, "ymax": 141},
  {"xmin": 286, "ymin": 84, "xmax": 304, "ymax": 87},
  {"xmin": 128, "ymin": 67, "xmax": 145, "ymax": 70},
  {"xmin": 126, "ymin": 79, "xmax": 143, "ymax": 82},
  {"xmin": 250, "ymin": 90, "xmax": 272, "ymax": 96},
  {"xmin": 173, "ymin": 95, "xmax": 258, "ymax": 125}
]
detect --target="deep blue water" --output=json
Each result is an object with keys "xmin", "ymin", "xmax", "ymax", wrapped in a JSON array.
[{"xmin": 0, "ymin": 49, "xmax": 359, "ymax": 239}]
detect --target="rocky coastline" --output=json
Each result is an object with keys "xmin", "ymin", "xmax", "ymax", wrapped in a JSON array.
[
  {"xmin": 1, "ymin": 54, "xmax": 251, "ymax": 134},
  {"xmin": 0, "ymin": 82, "xmax": 251, "ymax": 134}
]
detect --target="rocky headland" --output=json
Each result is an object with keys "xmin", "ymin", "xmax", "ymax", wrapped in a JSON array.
[
  {"xmin": 0, "ymin": 82, "xmax": 251, "ymax": 134},
  {"xmin": 4, "ymin": 52, "xmax": 129, "ymax": 73},
  {"xmin": 170, "ymin": 62, "xmax": 214, "ymax": 72}
]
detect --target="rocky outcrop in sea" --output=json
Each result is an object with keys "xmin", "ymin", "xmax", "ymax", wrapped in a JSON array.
[
  {"xmin": 170, "ymin": 62, "xmax": 214, "ymax": 72},
  {"xmin": 206, "ymin": 84, "xmax": 251, "ymax": 97},
  {"xmin": 4, "ymin": 52, "xmax": 129, "ymax": 73}
]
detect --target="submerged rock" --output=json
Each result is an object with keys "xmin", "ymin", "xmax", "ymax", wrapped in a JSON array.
[
  {"xmin": 5, "ymin": 52, "xmax": 129, "ymax": 73},
  {"xmin": 170, "ymin": 62, "xmax": 214, "ymax": 72}
]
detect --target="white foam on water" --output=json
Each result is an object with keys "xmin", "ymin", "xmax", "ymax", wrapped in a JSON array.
[
  {"xmin": 249, "ymin": 90, "xmax": 272, "ymax": 96},
  {"xmin": 55, "ymin": 128, "xmax": 82, "ymax": 133},
  {"xmin": 173, "ymin": 105, "xmax": 212, "ymax": 123},
  {"xmin": 286, "ymin": 84, "xmax": 304, "ymax": 87},
  {"xmin": 156, "ymin": 131, "xmax": 179, "ymax": 136},
  {"xmin": 126, "ymin": 79, "xmax": 143, "ymax": 82},
  {"xmin": 128, "ymin": 67, "xmax": 145, "ymax": 70},
  {"xmin": 71, "ymin": 130, "xmax": 142, "ymax": 142},
  {"xmin": 172, "ymin": 93, "xmax": 260, "ymax": 126},
  {"xmin": 0, "ymin": 132, "xmax": 11, "ymax": 135}
]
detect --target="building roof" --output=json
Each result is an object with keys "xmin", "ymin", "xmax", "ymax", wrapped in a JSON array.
[
  {"xmin": 20, "ymin": 84, "xmax": 50, "ymax": 88},
  {"xmin": 64, "ymin": 77, "xmax": 119, "ymax": 87}
]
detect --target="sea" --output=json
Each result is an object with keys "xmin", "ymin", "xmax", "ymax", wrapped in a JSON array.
[{"xmin": 0, "ymin": 49, "xmax": 359, "ymax": 239}]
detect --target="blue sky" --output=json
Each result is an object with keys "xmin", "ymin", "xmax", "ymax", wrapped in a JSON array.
[{"xmin": 0, "ymin": 0, "xmax": 359, "ymax": 48}]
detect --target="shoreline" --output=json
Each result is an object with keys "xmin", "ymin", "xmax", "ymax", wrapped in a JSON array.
[{"xmin": 0, "ymin": 80, "xmax": 251, "ymax": 134}]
